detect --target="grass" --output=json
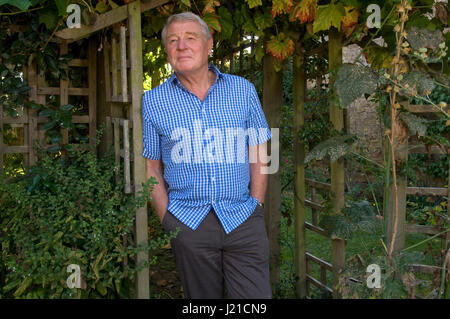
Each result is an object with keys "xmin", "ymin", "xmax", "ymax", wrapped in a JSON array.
[{"xmin": 278, "ymin": 199, "xmax": 446, "ymax": 299}]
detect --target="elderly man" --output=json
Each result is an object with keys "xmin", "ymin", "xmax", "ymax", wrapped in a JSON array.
[{"xmin": 142, "ymin": 12, "xmax": 272, "ymax": 299}]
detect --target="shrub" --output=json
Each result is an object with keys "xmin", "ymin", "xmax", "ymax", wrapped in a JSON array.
[{"xmin": 0, "ymin": 143, "xmax": 169, "ymax": 298}]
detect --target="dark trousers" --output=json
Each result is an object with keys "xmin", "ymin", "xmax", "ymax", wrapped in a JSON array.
[{"xmin": 162, "ymin": 205, "xmax": 271, "ymax": 299}]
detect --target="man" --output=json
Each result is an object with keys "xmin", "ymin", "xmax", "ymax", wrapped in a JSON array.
[{"xmin": 142, "ymin": 12, "xmax": 272, "ymax": 299}]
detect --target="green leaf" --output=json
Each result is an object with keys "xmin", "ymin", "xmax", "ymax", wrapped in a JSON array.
[
  {"xmin": 95, "ymin": 1, "xmax": 109, "ymax": 14},
  {"xmin": 334, "ymin": 64, "xmax": 379, "ymax": 108},
  {"xmin": 42, "ymin": 120, "xmax": 57, "ymax": 130},
  {"xmin": 254, "ymin": 9, "xmax": 272, "ymax": 31},
  {"xmin": 266, "ymin": 32, "xmax": 295, "ymax": 61},
  {"xmin": 0, "ymin": 0, "xmax": 32, "ymax": 11},
  {"xmin": 60, "ymin": 104, "xmax": 74, "ymax": 111},
  {"xmin": 305, "ymin": 135, "xmax": 356, "ymax": 164},
  {"xmin": 96, "ymin": 282, "xmax": 107, "ymax": 296},
  {"xmin": 54, "ymin": 0, "xmax": 68, "ymax": 16},
  {"xmin": 245, "ymin": 0, "xmax": 262, "ymax": 9},
  {"xmin": 13, "ymin": 277, "xmax": 33, "ymax": 297},
  {"xmin": 108, "ymin": 0, "xmax": 119, "ymax": 9},
  {"xmin": 39, "ymin": 109, "xmax": 56, "ymax": 117},
  {"xmin": 399, "ymin": 71, "xmax": 435, "ymax": 96},
  {"xmin": 406, "ymin": 27, "xmax": 445, "ymax": 52},
  {"xmin": 202, "ymin": 12, "xmax": 221, "ymax": 33},
  {"xmin": 218, "ymin": 7, "xmax": 233, "ymax": 39},
  {"xmin": 38, "ymin": 8, "xmax": 58, "ymax": 30},
  {"xmin": 399, "ymin": 112, "xmax": 428, "ymax": 137},
  {"xmin": 313, "ymin": 3, "xmax": 345, "ymax": 33}
]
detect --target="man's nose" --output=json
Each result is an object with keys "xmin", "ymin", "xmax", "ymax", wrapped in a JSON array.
[{"xmin": 177, "ymin": 38, "xmax": 187, "ymax": 50}]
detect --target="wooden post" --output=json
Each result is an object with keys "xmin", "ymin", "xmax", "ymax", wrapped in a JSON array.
[
  {"xmin": 128, "ymin": 0, "xmax": 149, "ymax": 299},
  {"xmin": 120, "ymin": 25, "xmax": 128, "ymax": 103},
  {"xmin": 113, "ymin": 119, "xmax": 120, "ymax": 184},
  {"xmin": 123, "ymin": 119, "xmax": 131, "ymax": 194},
  {"xmin": 111, "ymin": 35, "xmax": 119, "ymax": 100},
  {"xmin": 60, "ymin": 41, "xmax": 69, "ymax": 145},
  {"xmin": 263, "ymin": 53, "xmax": 282, "ymax": 294},
  {"xmin": 88, "ymin": 38, "xmax": 97, "ymax": 150},
  {"xmin": 447, "ymin": 153, "xmax": 450, "ymax": 249},
  {"xmin": 293, "ymin": 38, "xmax": 307, "ymax": 299},
  {"xmin": 328, "ymin": 28, "xmax": 346, "ymax": 299},
  {"xmin": 0, "ymin": 103, "xmax": 3, "ymax": 173},
  {"xmin": 27, "ymin": 61, "xmax": 38, "ymax": 166}
]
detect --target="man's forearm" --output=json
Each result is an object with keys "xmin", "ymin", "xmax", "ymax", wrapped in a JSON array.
[
  {"xmin": 249, "ymin": 143, "xmax": 268, "ymax": 203},
  {"xmin": 146, "ymin": 160, "xmax": 169, "ymax": 220}
]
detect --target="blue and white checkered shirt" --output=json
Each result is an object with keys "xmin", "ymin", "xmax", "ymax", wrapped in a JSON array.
[{"xmin": 142, "ymin": 64, "xmax": 271, "ymax": 234}]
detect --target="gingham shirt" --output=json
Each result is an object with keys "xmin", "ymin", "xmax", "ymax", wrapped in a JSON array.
[{"xmin": 142, "ymin": 64, "xmax": 271, "ymax": 234}]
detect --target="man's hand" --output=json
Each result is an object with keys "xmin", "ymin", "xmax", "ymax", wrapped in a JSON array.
[{"xmin": 146, "ymin": 158, "xmax": 169, "ymax": 223}]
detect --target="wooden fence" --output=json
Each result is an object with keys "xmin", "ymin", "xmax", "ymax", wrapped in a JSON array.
[{"xmin": 303, "ymin": 178, "xmax": 345, "ymax": 297}]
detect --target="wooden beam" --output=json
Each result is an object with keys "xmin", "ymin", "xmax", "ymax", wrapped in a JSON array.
[
  {"xmin": 305, "ymin": 221, "xmax": 328, "ymax": 237},
  {"xmin": 36, "ymin": 87, "xmax": 90, "ymax": 96},
  {"xmin": 306, "ymin": 275, "xmax": 333, "ymax": 294},
  {"xmin": 0, "ymin": 103, "xmax": 4, "ymax": 173},
  {"xmin": 405, "ymin": 224, "xmax": 445, "ymax": 236},
  {"xmin": 60, "ymin": 41, "xmax": 69, "ymax": 145},
  {"xmin": 88, "ymin": 38, "xmax": 97, "ymax": 149},
  {"xmin": 55, "ymin": 0, "xmax": 171, "ymax": 42},
  {"xmin": 120, "ymin": 26, "xmax": 128, "ymax": 103},
  {"xmin": 306, "ymin": 252, "xmax": 333, "ymax": 271},
  {"xmin": 305, "ymin": 178, "xmax": 331, "ymax": 190},
  {"xmin": 68, "ymin": 59, "xmax": 89, "ymax": 67},
  {"xmin": 128, "ymin": 0, "xmax": 149, "ymax": 299},
  {"xmin": 406, "ymin": 187, "xmax": 448, "ymax": 196}
]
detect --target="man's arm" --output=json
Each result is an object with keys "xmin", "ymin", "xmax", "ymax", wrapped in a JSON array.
[
  {"xmin": 146, "ymin": 158, "xmax": 169, "ymax": 222},
  {"xmin": 249, "ymin": 142, "xmax": 268, "ymax": 204}
]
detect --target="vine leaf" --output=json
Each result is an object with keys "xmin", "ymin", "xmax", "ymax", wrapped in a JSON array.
[
  {"xmin": 0, "ymin": 0, "xmax": 31, "ymax": 11},
  {"xmin": 406, "ymin": 27, "xmax": 445, "ymax": 52},
  {"xmin": 364, "ymin": 45, "xmax": 393, "ymax": 70},
  {"xmin": 289, "ymin": 0, "xmax": 317, "ymax": 23},
  {"xmin": 399, "ymin": 112, "xmax": 428, "ymax": 137},
  {"xmin": 254, "ymin": 9, "xmax": 273, "ymax": 31},
  {"xmin": 218, "ymin": 7, "xmax": 233, "ymax": 39},
  {"xmin": 245, "ymin": 0, "xmax": 262, "ymax": 9},
  {"xmin": 319, "ymin": 200, "xmax": 378, "ymax": 239},
  {"xmin": 341, "ymin": 6, "xmax": 359, "ymax": 38},
  {"xmin": 399, "ymin": 71, "xmax": 435, "ymax": 96},
  {"xmin": 304, "ymin": 135, "xmax": 356, "ymax": 164},
  {"xmin": 271, "ymin": 0, "xmax": 294, "ymax": 18},
  {"xmin": 202, "ymin": 12, "xmax": 221, "ymax": 33},
  {"xmin": 266, "ymin": 32, "xmax": 294, "ymax": 61},
  {"xmin": 313, "ymin": 2, "xmax": 345, "ymax": 33},
  {"xmin": 334, "ymin": 64, "xmax": 379, "ymax": 108}
]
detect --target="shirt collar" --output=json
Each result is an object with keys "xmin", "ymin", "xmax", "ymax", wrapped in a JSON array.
[{"xmin": 168, "ymin": 63, "xmax": 225, "ymax": 86}]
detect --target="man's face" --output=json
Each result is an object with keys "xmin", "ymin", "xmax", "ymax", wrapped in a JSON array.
[{"xmin": 165, "ymin": 20, "xmax": 212, "ymax": 75}]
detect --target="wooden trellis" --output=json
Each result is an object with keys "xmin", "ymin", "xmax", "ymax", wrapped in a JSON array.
[
  {"xmin": 0, "ymin": 38, "xmax": 97, "ymax": 173},
  {"xmin": 389, "ymin": 102, "xmax": 450, "ymax": 254}
]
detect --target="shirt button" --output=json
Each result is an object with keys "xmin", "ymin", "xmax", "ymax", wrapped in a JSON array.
[
  {"xmin": 211, "ymin": 200, "xmax": 216, "ymax": 204},
  {"xmin": 211, "ymin": 177, "xmax": 215, "ymax": 182}
]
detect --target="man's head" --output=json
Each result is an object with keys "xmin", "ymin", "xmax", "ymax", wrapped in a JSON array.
[{"xmin": 161, "ymin": 12, "xmax": 213, "ymax": 75}]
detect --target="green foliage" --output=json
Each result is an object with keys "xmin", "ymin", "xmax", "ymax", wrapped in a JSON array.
[
  {"xmin": 339, "ymin": 251, "xmax": 425, "ymax": 298},
  {"xmin": 319, "ymin": 200, "xmax": 380, "ymax": 239},
  {"xmin": 0, "ymin": 144, "xmax": 172, "ymax": 298},
  {"xmin": 399, "ymin": 112, "xmax": 428, "ymax": 137},
  {"xmin": 334, "ymin": 64, "xmax": 379, "ymax": 108},
  {"xmin": 304, "ymin": 134, "xmax": 357, "ymax": 164}
]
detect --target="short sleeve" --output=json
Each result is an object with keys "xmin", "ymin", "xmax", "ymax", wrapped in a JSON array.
[
  {"xmin": 247, "ymin": 83, "xmax": 272, "ymax": 146},
  {"xmin": 142, "ymin": 93, "xmax": 161, "ymax": 160}
]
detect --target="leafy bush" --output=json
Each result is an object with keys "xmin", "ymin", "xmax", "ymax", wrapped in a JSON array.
[{"xmin": 0, "ymin": 144, "xmax": 169, "ymax": 298}]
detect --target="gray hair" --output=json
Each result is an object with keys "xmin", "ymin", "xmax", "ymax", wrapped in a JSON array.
[{"xmin": 161, "ymin": 12, "xmax": 211, "ymax": 47}]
